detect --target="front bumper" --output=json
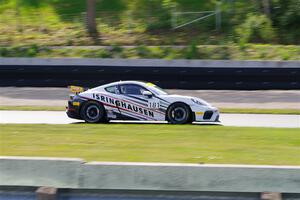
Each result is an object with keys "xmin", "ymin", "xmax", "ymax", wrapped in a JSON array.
[{"xmin": 193, "ymin": 108, "xmax": 220, "ymax": 122}]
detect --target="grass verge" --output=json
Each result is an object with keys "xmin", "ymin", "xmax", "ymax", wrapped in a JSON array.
[
  {"xmin": 1, "ymin": 45, "xmax": 299, "ymax": 60},
  {"xmin": 0, "ymin": 124, "xmax": 299, "ymax": 165},
  {"xmin": 0, "ymin": 105, "xmax": 299, "ymax": 115}
]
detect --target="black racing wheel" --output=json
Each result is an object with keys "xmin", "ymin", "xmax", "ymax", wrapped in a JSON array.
[
  {"xmin": 80, "ymin": 101, "xmax": 106, "ymax": 123},
  {"xmin": 167, "ymin": 103, "xmax": 192, "ymax": 124}
]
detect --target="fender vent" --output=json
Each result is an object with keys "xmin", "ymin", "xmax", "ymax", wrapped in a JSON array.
[{"xmin": 203, "ymin": 111, "xmax": 213, "ymax": 120}]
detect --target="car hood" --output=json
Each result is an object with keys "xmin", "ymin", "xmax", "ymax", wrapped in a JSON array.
[{"xmin": 161, "ymin": 94, "xmax": 212, "ymax": 107}]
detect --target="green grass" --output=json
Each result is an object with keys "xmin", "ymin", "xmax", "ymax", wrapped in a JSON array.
[
  {"xmin": 1, "ymin": 105, "xmax": 299, "ymax": 115},
  {"xmin": 0, "ymin": 124, "xmax": 299, "ymax": 165}
]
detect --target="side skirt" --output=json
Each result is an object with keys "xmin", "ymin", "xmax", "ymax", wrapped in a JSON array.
[{"xmin": 112, "ymin": 112, "xmax": 143, "ymax": 121}]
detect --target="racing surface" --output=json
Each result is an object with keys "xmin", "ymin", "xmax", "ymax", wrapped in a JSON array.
[
  {"xmin": 1, "ymin": 111, "xmax": 299, "ymax": 128},
  {"xmin": 1, "ymin": 87, "xmax": 300, "ymax": 109},
  {"xmin": 0, "ymin": 87, "xmax": 299, "ymax": 128}
]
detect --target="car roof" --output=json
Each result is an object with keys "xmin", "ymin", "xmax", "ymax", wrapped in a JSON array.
[{"xmin": 98, "ymin": 80, "xmax": 149, "ymax": 88}]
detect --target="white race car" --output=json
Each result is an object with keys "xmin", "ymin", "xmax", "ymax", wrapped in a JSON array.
[{"xmin": 66, "ymin": 81, "xmax": 220, "ymax": 124}]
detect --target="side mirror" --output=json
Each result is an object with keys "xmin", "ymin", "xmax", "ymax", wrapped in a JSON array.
[{"xmin": 142, "ymin": 91, "xmax": 153, "ymax": 98}]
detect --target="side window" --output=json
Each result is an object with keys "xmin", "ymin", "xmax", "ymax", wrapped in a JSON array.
[
  {"xmin": 120, "ymin": 84, "xmax": 146, "ymax": 95},
  {"xmin": 105, "ymin": 86, "xmax": 118, "ymax": 94}
]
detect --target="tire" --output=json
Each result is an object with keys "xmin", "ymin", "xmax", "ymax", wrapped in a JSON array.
[
  {"xmin": 80, "ymin": 101, "xmax": 106, "ymax": 123},
  {"xmin": 166, "ymin": 103, "xmax": 192, "ymax": 124}
]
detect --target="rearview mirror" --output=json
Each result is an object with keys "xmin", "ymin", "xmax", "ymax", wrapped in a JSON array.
[{"xmin": 142, "ymin": 91, "xmax": 153, "ymax": 98}]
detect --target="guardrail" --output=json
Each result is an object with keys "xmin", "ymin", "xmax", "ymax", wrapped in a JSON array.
[
  {"xmin": 1, "ymin": 156, "xmax": 300, "ymax": 193},
  {"xmin": 0, "ymin": 58, "xmax": 299, "ymax": 89}
]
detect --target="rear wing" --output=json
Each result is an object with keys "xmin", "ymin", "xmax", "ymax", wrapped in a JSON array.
[{"xmin": 68, "ymin": 85, "xmax": 88, "ymax": 94}]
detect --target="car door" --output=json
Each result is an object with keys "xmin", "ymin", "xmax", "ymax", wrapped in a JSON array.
[
  {"xmin": 101, "ymin": 84, "xmax": 122, "ymax": 119},
  {"xmin": 118, "ymin": 84, "xmax": 164, "ymax": 121}
]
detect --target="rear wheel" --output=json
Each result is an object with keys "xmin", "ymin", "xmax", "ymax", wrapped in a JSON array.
[
  {"xmin": 80, "ymin": 101, "xmax": 106, "ymax": 123},
  {"xmin": 167, "ymin": 103, "xmax": 192, "ymax": 124}
]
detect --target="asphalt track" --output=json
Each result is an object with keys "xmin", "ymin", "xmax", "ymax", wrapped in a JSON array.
[
  {"xmin": 0, "ymin": 111, "xmax": 299, "ymax": 128},
  {"xmin": 1, "ymin": 87, "xmax": 300, "ymax": 109}
]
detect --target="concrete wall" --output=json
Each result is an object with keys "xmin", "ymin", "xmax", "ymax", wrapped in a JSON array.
[
  {"xmin": 1, "ymin": 57, "xmax": 299, "ymax": 68},
  {"xmin": 81, "ymin": 162, "xmax": 300, "ymax": 193},
  {"xmin": 1, "ymin": 157, "xmax": 300, "ymax": 193},
  {"xmin": 1, "ymin": 58, "xmax": 299, "ymax": 89},
  {"xmin": 0, "ymin": 157, "xmax": 83, "ymax": 188}
]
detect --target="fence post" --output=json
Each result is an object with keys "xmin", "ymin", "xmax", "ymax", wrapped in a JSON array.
[
  {"xmin": 215, "ymin": 1, "xmax": 222, "ymax": 32},
  {"xmin": 171, "ymin": 5, "xmax": 177, "ymax": 29},
  {"xmin": 15, "ymin": 0, "xmax": 23, "ymax": 33}
]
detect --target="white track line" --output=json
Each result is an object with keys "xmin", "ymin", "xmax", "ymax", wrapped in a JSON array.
[{"xmin": 0, "ymin": 111, "xmax": 299, "ymax": 128}]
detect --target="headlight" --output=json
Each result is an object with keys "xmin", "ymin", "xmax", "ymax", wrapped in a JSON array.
[
  {"xmin": 191, "ymin": 98, "xmax": 203, "ymax": 105},
  {"xmin": 191, "ymin": 98, "xmax": 210, "ymax": 106}
]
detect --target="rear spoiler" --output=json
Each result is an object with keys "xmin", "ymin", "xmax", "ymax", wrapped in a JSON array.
[{"xmin": 68, "ymin": 85, "xmax": 88, "ymax": 94}]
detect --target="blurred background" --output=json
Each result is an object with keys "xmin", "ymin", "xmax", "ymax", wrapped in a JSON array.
[{"xmin": 0, "ymin": 0, "xmax": 299, "ymax": 60}]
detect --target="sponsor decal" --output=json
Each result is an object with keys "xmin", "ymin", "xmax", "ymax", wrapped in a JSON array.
[
  {"xmin": 146, "ymin": 82, "xmax": 155, "ymax": 87},
  {"xmin": 92, "ymin": 93, "xmax": 154, "ymax": 118}
]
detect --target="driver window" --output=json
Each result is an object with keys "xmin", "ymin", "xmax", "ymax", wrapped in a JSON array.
[{"xmin": 120, "ymin": 84, "xmax": 146, "ymax": 95}]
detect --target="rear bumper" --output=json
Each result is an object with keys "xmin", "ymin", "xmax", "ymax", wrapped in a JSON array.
[{"xmin": 66, "ymin": 101, "xmax": 82, "ymax": 120}]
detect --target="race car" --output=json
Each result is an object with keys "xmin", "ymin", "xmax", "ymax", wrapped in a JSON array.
[{"xmin": 66, "ymin": 81, "xmax": 220, "ymax": 124}]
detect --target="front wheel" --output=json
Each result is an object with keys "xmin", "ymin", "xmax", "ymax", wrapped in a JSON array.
[
  {"xmin": 167, "ymin": 103, "xmax": 192, "ymax": 124},
  {"xmin": 80, "ymin": 101, "xmax": 106, "ymax": 123}
]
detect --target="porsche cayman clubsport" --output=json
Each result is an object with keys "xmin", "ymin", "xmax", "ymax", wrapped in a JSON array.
[{"xmin": 66, "ymin": 81, "xmax": 220, "ymax": 124}]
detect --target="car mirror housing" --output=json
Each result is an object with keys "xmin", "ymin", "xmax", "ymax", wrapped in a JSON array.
[{"xmin": 142, "ymin": 91, "xmax": 153, "ymax": 98}]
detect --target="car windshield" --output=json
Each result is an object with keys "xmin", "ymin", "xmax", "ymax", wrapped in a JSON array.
[{"xmin": 145, "ymin": 83, "xmax": 168, "ymax": 95}]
